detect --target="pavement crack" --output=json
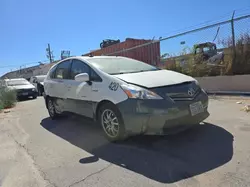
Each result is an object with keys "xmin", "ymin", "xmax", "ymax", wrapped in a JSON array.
[
  {"xmin": 10, "ymin": 134, "xmax": 58, "ymax": 187},
  {"xmin": 69, "ymin": 164, "xmax": 112, "ymax": 187}
]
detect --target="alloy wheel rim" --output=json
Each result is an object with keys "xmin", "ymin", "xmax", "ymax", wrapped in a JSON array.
[{"xmin": 101, "ymin": 109, "xmax": 119, "ymax": 138}]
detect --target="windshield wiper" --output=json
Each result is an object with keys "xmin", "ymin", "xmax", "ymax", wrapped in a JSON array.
[
  {"xmin": 110, "ymin": 69, "xmax": 159, "ymax": 75},
  {"xmin": 127, "ymin": 69, "xmax": 159, "ymax": 74},
  {"xmin": 110, "ymin": 72, "xmax": 125, "ymax": 75}
]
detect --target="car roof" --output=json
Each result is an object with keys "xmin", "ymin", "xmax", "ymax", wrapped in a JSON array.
[
  {"xmin": 66, "ymin": 56, "xmax": 128, "ymax": 65},
  {"xmin": 50, "ymin": 56, "xmax": 130, "ymax": 71},
  {"xmin": 69, "ymin": 55, "xmax": 125, "ymax": 61}
]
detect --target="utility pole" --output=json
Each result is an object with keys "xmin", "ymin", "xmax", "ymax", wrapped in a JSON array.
[
  {"xmin": 231, "ymin": 11, "xmax": 236, "ymax": 50},
  {"xmin": 231, "ymin": 10, "xmax": 236, "ymax": 74},
  {"xmin": 46, "ymin": 43, "xmax": 53, "ymax": 63}
]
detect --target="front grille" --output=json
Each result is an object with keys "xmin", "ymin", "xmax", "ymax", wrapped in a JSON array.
[
  {"xmin": 17, "ymin": 88, "xmax": 33, "ymax": 93},
  {"xmin": 150, "ymin": 81, "xmax": 201, "ymax": 101}
]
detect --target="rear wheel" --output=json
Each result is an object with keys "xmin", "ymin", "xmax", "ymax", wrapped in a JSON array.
[
  {"xmin": 98, "ymin": 103, "xmax": 126, "ymax": 142},
  {"xmin": 47, "ymin": 98, "xmax": 59, "ymax": 120}
]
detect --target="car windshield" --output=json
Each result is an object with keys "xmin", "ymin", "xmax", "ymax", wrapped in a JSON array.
[
  {"xmin": 87, "ymin": 57, "xmax": 159, "ymax": 75},
  {"xmin": 203, "ymin": 47, "xmax": 211, "ymax": 52},
  {"xmin": 6, "ymin": 80, "xmax": 30, "ymax": 86}
]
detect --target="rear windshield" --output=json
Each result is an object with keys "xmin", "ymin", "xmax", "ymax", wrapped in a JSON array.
[
  {"xmin": 6, "ymin": 80, "xmax": 30, "ymax": 86},
  {"xmin": 87, "ymin": 57, "xmax": 159, "ymax": 75}
]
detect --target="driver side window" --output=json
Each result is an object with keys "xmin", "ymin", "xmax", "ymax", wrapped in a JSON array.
[{"xmin": 70, "ymin": 60, "xmax": 90, "ymax": 79}]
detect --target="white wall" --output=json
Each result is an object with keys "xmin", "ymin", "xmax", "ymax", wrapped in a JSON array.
[{"xmin": 196, "ymin": 75, "xmax": 250, "ymax": 93}]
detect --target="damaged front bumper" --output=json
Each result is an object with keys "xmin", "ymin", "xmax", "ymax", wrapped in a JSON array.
[{"xmin": 117, "ymin": 90, "xmax": 209, "ymax": 136}]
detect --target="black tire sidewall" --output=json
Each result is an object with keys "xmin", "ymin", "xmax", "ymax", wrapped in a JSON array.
[
  {"xmin": 47, "ymin": 98, "xmax": 58, "ymax": 120},
  {"xmin": 98, "ymin": 103, "xmax": 126, "ymax": 142}
]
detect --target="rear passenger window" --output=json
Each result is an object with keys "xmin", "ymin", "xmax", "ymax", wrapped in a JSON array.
[{"xmin": 54, "ymin": 60, "xmax": 71, "ymax": 79}]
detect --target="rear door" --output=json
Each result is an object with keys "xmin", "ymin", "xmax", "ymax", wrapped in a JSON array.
[{"xmin": 49, "ymin": 60, "xmax": 72, "ymax": 112}]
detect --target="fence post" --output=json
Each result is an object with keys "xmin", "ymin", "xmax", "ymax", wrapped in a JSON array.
[{"xmin": 231, "ymin": 11, "xmax": 236, "ymax": 74}]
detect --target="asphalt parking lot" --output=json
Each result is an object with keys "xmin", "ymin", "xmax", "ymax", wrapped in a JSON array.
[{"xmin": 0, "ymin": 97, "xmax": 250, "ymax": 187}]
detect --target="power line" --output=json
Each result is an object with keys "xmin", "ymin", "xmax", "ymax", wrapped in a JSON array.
[
  {"xmin": 0, "ymin": 60, "xmax": 49, "ymax": 69},
  {"xmin": 161, "ymin": 8, "xmax": 250, "ymax": 37},
  {"xmin": 106, "ymin": 14, "xmax": 250, "ymax": 56},
  {"xmin": 0, "ymin": 65, "xmax": 18, "ymax": 69}
]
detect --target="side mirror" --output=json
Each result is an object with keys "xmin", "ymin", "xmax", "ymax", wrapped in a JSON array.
[{"xmin": 74, "ymin": 73, "xmax": 90, "ymax": 82}]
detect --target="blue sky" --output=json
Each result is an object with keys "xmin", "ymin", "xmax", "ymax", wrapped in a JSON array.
[{"xmin": 0, "ymin": 0, "xmax": 250, "ymax": 76}]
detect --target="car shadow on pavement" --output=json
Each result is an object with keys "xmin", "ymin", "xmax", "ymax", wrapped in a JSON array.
[{"xmin": 40, "ymin": 116, "xmax": 234, "ymax": 184}]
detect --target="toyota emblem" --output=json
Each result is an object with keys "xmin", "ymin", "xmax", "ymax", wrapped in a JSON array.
[{"xmin": 188, "ymin": 88, "xmax": 195, "ymax": 96}]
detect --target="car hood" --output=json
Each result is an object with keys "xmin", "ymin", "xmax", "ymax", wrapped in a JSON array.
[
  {"xmin": 113, "ymin": 69, "xmax": 195, "ymax": 88},
  {"xmin": 8, "ymin": 84, "xmax": 35, "ymax": 90}
]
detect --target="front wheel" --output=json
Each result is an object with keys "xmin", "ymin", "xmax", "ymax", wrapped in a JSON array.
[{"xmin": 98, "ymin": 103, "xmax": 126, "ymax": 142}]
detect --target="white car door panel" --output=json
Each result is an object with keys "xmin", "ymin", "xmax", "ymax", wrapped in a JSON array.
[
  {"xmin": 63, "ymin": 79, "xmax": 93, "ymax": 117},
  {"xmin": 48, "ymin": 59, "xmax": 72, "ymax": 112},
  {"xmin": 65, "ymin": 59, "xmax": 95, "ymax": 117},
  {"xmin": 47, "ymin": 79, "xmax": 67, "ymax": 112}
]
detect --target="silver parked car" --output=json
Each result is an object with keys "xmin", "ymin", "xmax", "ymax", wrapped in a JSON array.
[{"xmin": 3, "ymin": 78, "xmax": 38, "ymax": 99}]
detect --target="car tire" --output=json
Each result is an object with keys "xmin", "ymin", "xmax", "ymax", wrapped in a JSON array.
[
  {"xmin": 47, "ymin": 98, "xmax": 59, "ymax": 120},
  {"xmin": 98, "ymin": 103, "xmax": 127, "ymax": 142},
  {"xmin": 33, "ymin": 95, "xmax": 37, "ymax": 99},
  {"xmin": 38, "ymin": 88, "xmax": 41, "ymax": 96}
]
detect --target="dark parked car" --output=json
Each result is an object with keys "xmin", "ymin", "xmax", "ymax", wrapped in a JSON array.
[{"xmin": 30, "ymin": 75, "xmax": 46, "ymax": 96}]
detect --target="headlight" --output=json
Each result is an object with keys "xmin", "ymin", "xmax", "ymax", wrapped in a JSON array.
[
  {"xmin": 194, "ymin": 79, "xmax": 200, "ymax": 87},
  {"xmin": 32, "ymin": 88, "xmax": 36, "ymax": 92},
  {"xmin": 120, "ymin": 84, "xmax": 163, "ymax": 100}
]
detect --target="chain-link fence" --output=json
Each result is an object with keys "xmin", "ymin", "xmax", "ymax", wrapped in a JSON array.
[{"xmin": 102, "ymin": 15, "xmax": 250, "ymax": 77}]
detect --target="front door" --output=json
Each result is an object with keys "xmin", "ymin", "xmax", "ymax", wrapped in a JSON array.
[{"xmin": 64, "ymin": 59, "xmax": 93, "ymax": 118}]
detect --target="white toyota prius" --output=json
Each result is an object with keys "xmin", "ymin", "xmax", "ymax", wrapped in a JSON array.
[{"xmin": 44, "ymin": 56, "xmax": 209, "ymax": 141}]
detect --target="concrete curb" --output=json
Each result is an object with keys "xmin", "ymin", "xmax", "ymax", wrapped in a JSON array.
[{"xmin": 205, "ymin": 91, "xmax": 250, "ymax": 97}]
